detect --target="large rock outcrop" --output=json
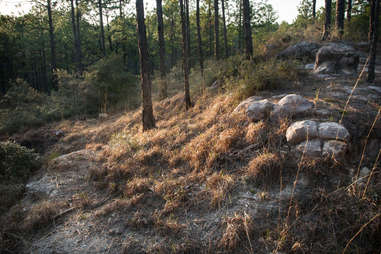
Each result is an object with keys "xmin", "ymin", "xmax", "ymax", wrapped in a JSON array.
[
  {"xmin": 277, "ymin": 41, "xmax": 321, "ymax": 61},
  {"xmin": 314, "ymin": 43, "xmax": 360, "ymax": 75}
]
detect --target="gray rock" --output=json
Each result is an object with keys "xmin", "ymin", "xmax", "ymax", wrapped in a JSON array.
[
  {"xmin": 322, "ymin": 140, "xmax": 348, "ymax": 158},
  {"xmin": 318, "ymin": 122, "xmax": 350, "ymax": 142},
  {"xmin": 277, "ymin": 41, "xmax": 321, "ymax": 61},
  {"xmin": 233, "ymin": 96, "xmax": 264, "ymax": 113},
  {"xmin": 272, "ymin": 94, "xmax": 313, "ymax": 118},
  {"xmin": 286, "ymin": 120, "xmax": 319, "ymax": 145},
  {"xmin": 305, "ymin": 63, "xmax": 315, "ymax": 70},
  {"xmin": 296, "ymin": 139, "xmax": 322, "ymax": 158},
  {"xmin": 369, "ymin": 86, "xmax": 381, "ymax": 94},
  {"xmin": 246, "ymin": 99, "xmax": 274, "ymax": 121},
  {"xmin": 314, "ymin": 43, "xmax": 360, "ymax": 75}
]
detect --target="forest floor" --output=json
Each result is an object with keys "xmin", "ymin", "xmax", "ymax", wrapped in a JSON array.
[{"xmin": 1, "ymin": 48, "xmax": 381, "ymax": 254}]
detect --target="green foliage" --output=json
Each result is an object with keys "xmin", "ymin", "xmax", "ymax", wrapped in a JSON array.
[
  {"xmin": 229, "ymin": 58, "xmax": 300, "ymax": 100},
  {"xmin": 0, "ymin": 141, "xmax": 41, "ymax": 185},
  {"xmin": 85, "ymin": 54, "xmax": 139, "ymax": 112}
]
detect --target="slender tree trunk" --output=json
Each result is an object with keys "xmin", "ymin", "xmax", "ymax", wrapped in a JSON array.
[
  {"xmin": 170, "ymin": 15, "xmax": 176, "ymax": 67},
  {"xmin": 179, "ymin": 0, "xmax": 192, "ymax": 109},
  {"xmin": 322, "ymin": 0, "xmax": 332, "ymax": 40},
  {"xmin": 75, "ymin": 0, "xmax": 82, "ymax": 73},
  {"xmin": 47, "ymin": 0, "xmax": 57, "ymax": 89},
  {"xmin": 347, "ymin": 0, "xmax": 352, "ymax": 21},
  {"xmin": 208, "ymin": 0, "xmax": 213, "ymax": 56},
  {"xmin": 99, "ymin": 0, "xmax": 106, "ymax": 56},
  {"xmin": 106, "ymin": 13, "xmax": 113, "ymax": 52},
  {"xmin": 185, "ymin": 0, "xmax": 191, "ymax": 58},
  {"xmin": 368, "ymin": 0, "xmax": 380, "ymax": 82},
  {"xmin": 242, "ymin": 0, "xmax": 252, "ymax": 59},
  {"xmin": 312, "ymin": 0, "xmax": 317, "ymax": 19},
  {"xmin": 221, "ymin": 0, "xmax": 228, "ymax": 58},
  {"xmin": 136, "ymin": 0, "xmax": 156, "ymax": 130},
  {"xmin": 238, "ymin": 0, "xmax": 242, "ymax": 53},
  {"xmin": 369, "ymin": 0, "xmax": 376, "ymax": 42},
  {"xmin": 70, "ymin": 0, "xmax": 79, "ymax": 72},
  {"xmin": 214, "ymin": 0, "xmax": 220, "ymax": 59},
  {"xmin": 156, "ymin": 0, "xmax": 167, "ymax": 99},
  {"xmin": 336, "ymin": 0, "xmax": 345, "ymax": 39},
  {"xmin": 196, "ymin": 0, "xmax": 204, "ymax": 77},
  {"xmin": 119, "ymin": 0, "xmax": 123, "ymax": 17}
]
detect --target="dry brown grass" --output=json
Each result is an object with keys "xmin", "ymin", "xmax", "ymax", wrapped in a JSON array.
[
  {"xmin": 219, "ymin": 212, "xmax": 254, "ymax": 251},
  {"xmin": 247, "ymin": 152, "xmax": 282, "ymax": 187},
  {"xmin": 206, "ymin": 172, "xmax": 235, "ymax": 208},
  {"xmin": 22, "ymin": 201, "xmax": 65, "ymax": 232}
]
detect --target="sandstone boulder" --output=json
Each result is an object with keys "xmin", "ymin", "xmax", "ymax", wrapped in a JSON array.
[
  {"xmin": 318, "ymin": 122, "xmax": 350, "ymax": 142},
  {"xmin": 314, "ymin": 43, "xmax": 360, "ymax": 75},
  {"xmin": 233, "ymin": 96, "xmax": 264, "ymax": 113},
  {"xmin": 277, "ymin": 41, "xmax": 321, "ymax": 61},
  {"xmin": 246, "ymin": 99, "xmax": 274, "ymax": 121},
  {"xmin": 295, "ymin": 139, "xmax": 322, "ymax": 158},
  {"xmin": 286, "ymin": 120, "xmax": 319, "ymax": 145},
  {"xmin": 272, "ymin": 94, "xmax": 313, "ymax": 118},
  {"xmin": 322, "ymin": 140, "xmax": 348, "ymax": 158}
]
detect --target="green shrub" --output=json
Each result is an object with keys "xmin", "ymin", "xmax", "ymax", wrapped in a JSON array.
[{"xmin": 0, "ymin": 141, "xmax": 41, "ymax": 184}]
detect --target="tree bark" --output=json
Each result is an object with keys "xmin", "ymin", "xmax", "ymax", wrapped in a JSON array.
[
  {"xmin": 208, "ymin": 0, "xmax": 213, "ymax": 56},
  {"xmin": 119, "ymin": 0, "xmax": 123, "ymax": 17},
  {"xmin": 106, "ymin": 12, "xmax": 113, "ymax": 52},
  {"xmin": 47, "ymin": 0, "xmax": 57, "ymax": 88},
  {"xmin": 196, "ymin": 0, "xmax": 204, "ymax": 77},
  {"xmin": 214, "ymin": 0, "xmax": 220, "ymax": 59},
  {"xmin": 156, "ymin": 0, "xmax": 167, "ymax": 99},
  {"xmin": 75, "ymin": 0, "xmax": 82, "ymax": 73},
  {"xmin": 179, "ymin": 0, "xmax": 192, "ymax": 109},
  {"xmin": 322, "ymin": 0, "xmax": 332, "ymax": 40},
  {"xmin": 238, "ymin": 0, "xmax": 242, "ymax": 53},
  {"xmin": 336, "ymin": 0, "xmax": 345, "ymax": 39},
  {"xmin": 242, "ymin": 0, "xmax": 252, "ymax": 59},
  {"xmin": 136, "ymin": 0, "xmax": 156, "ymax": 130},
  {"xmin": 221, "ymin": 0, "xmax": 228, "ymax": 58},
  {"xmin": 170, "ymin": 15, "xmax": 176, "ymax": 67},
  {"xmin": 347, "ymin": 0, "xmax": 352, "ymax": 21},
  {"xmin": 367, "ymin": 0, "xmax": 380, "ymax": 82},
  {"xmin": 70, "ymin": 0, "xmax": 79, "ymax": 72},
  {"xmin": 312, "ymin": 0, "xmax": 317, "ymax": 19},
  {"xmin": 369, "ymin": 0, "xmax": 376, "ymax": 42},
  {"xmin": 99, "ymin": 0, "xmax": 106, "ymax": 56},
  {"xmin": 185, "ymin": 0, "xmax": 191, "ymax": 58}
]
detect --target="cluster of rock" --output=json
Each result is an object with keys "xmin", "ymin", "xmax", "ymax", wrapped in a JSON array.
[
  {"xmin": 234, "ymin": 94, "xmax": 313, "ymax": 122},
  {"xmin": 286, "ymin": 120, "xmax": 350, "ymax": 159},
  {"xmin": 277, "ymin": 41, "xmax": 360, "ymax": 75}
]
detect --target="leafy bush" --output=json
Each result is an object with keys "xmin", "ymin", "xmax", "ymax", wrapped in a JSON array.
[{"xmin": 0, "ymin": 141, "xmax": 41, "ymax": 184}]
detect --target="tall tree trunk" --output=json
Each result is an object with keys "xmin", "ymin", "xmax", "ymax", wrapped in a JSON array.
[
  {"xmin": 347, "ymin": 0, "xmax": 352, "ymax": 21},
  {"xmin": 106, "ymin": 12, "xmax": 113, "ymax": 52},
  {"xmin": 99, "ymin": 0, "xmax": 106, "ymax": 56},
  {"xmin": 221, "ymin": 0, "xmax": 228, "ymax": 58},
  {"xmin": 214, "ymin": 0, "xmax": 220, "ymax": 59},
  {"xmin": 242, "ymin": 0, "xmax": 252, "ymax": 59},
  {"xmin": 208, "ymin": 0, "xmax": 213, "ymax": 56},
  {"xmin": 170, "ymin": 15, "xmax": 176, "ymax": 67},
  {"xmin": 119, "ymin": 0, "xmax": 123, "ymax": 17},
  {"xmin": 196, "ymin": 0, "xmax": 204, "ymax": 77},
  {"xmin": 75, "ymin": 0, "xmax": 82, "ymax": 73},
  {"xmin": 136, "ymin": 0, "xmax": 156, "ymax": 130},
  {"xmin": 322, "ymin": 0, "xmax": 332, "ymax": 40},
  {"xmin": 336, "ymin": 0, "xmax": 345, "ymax": 39},
  {"xmin": 185, "ymin": 0, "xmax": 191, "ymax": 58},
  {"xmin": 156, "ymin": 0, "xmax": 167, "ymax": 99},
  {"xmin": 312, "ymin": 0, "xmax": 317, "ymax": 19},
  {"xmin": 70, "ymin": 0, "xmax": 79, "ymax": 72},
  {"xmin": 238, "ymin": 0, "xmax": 242, "ymax": 53},
  {"xmin": 368, "ymin": 0, "xmax": 380, "ymax": 82},
  {"xmin": 47, "ymin": 0, "xmax": 57, "ymax": 88},
  {"xmin": 179, "ymin": 0, "xmax": 192, "ymax": 109},
  {"xmin": 369, "ymin": 0, "xmax": 376, "ymax": 42}
]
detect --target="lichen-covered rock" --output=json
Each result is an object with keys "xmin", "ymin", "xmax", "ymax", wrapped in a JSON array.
[
  {"xmin": 318, "ymin": 122, "xmax": 350, "ymax": 142},
  {"xmin": 233, "ymin": 96, "xmax": 264, "ymax": 113},
  {"xmin": 314, "ymin": 43, "xmax": 360, "ymax": 75},
  {"xmin": 295, "ymin": 139, "xmax": 322, "ymax": 158},
  {"xmin": 322, "ymin": 140, "xmax": 348, "ymax": 158},
  {"xmin": 277, "ymin": 41, "xmax": 321, "ymax": 61},
  {"xmin": 286, "ymin": 120, "xmax": 319, "ymax": 145},
  {"xmin": 246, "ymin": 99, "xmax": 274, "ymax": 121},
  {"xmin": 272, "ymin": 94, "xmax": 313, "ymax": 118}
]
